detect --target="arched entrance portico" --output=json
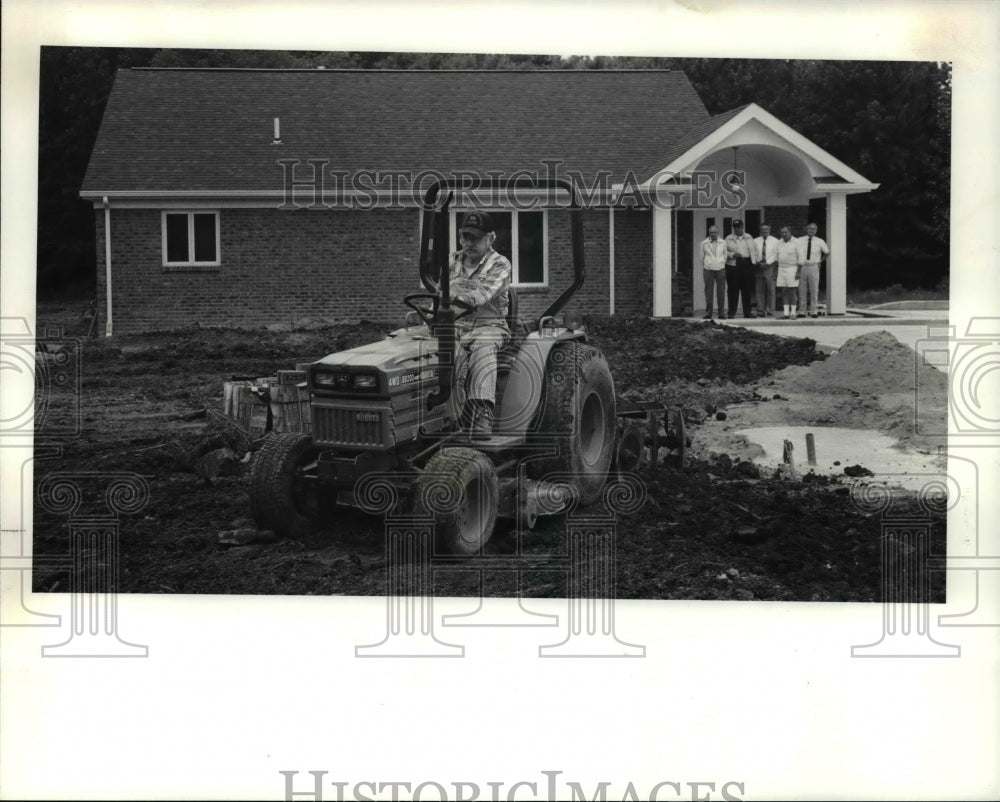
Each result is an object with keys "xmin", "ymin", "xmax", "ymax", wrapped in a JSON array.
[{"xmin": 638, "ymin": 104, "xmax": 878, "ymax": 317}]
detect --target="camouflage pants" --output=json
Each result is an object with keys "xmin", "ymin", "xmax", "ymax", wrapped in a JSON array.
[{"xmin": 455, "ymin": 325, "xmax": 509, "ymax": 404}]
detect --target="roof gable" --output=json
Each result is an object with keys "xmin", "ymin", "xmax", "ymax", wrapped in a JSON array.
[
  {"xmin": 639, "ymin": 102, "xmax": 876, "ymax": 189},
  {"xmin": 82, "ymin": 69, "xmax": 710, "ymax": 195},
  {"xmin": 635, "ymin": 104, "xmax": 750, "ymax": 181}
]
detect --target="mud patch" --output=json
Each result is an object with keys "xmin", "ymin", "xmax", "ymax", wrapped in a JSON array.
[
  {"xmin": 695, "ymin": 331, "xmax": 947, "ymax": 460},
  {"xmin": 733, "ymin": 426, "xmax": 946, "ymax": 490}
]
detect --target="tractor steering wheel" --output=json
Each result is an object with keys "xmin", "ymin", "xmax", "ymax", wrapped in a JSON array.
[
  {"xmin": 451, "ymin": 297, "xmax": 475, "ymax": 320},
  {"xmin": 403, "ymin": 293, "xmax": 475, "ymax": 326},
  {"xmin": 403, "ymin": 293, "xmax": 440, "ymax": 328}
]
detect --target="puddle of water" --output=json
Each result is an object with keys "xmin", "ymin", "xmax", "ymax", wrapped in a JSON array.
[{"xmin": 734, "ymin": 426, "xmax": 946, "ymax": 491}]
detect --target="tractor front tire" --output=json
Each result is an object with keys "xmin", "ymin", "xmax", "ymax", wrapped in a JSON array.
[
  {"xmin": 416, "ymin": 448, "xmax": 499, "ymax": 556},
  {"xmin": 250, "ymin": 432, "xmax": 320, "ymax": 543},
  {"xmin": 531, "ymin": 342, "xmax": 616, "ymax": 505}
]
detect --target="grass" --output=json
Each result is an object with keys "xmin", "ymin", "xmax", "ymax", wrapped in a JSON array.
[{"xmin": 846, "ymin": 281, "xmax": 949, "ymax": 308}]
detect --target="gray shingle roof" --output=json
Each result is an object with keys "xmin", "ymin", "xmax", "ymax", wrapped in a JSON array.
[
  {"xmin": 634, "ymin": 104, "xmax": 750, "ymax": 182},
  {"xmin": 81, "ymin": 69, "xmax": 710, "ymax": 194}
]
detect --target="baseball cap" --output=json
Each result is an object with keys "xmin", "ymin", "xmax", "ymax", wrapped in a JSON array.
[
  {"xmin": 732, "ymin": 219, "xmax": 744, "ymax": 227},
  {"xmin": 459, "ymin": 211, "xmax": 494, "ymax": 237}
]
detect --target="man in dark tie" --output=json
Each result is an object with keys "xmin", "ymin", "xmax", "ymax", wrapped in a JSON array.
[
  {"xmin": 753, "ymin": 223, "xmax": 779, "ymax": 319},
  {"xmin": 797, "ymin": 222, "xmax": 829, "ymax": 318}
]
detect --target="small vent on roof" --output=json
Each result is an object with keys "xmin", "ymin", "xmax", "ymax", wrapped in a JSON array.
[{"xmin": 272, "ymin": 117, "xmax": 282, "ymax": 145}]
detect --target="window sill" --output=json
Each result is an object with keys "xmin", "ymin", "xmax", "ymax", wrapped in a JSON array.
[
  {"xmin": 512, "ymin": 284, "xmax": 549, "ymax": 293},
  {"xmin": 162, "ymin": 263, "xmax": 222, "ymax": 273}
]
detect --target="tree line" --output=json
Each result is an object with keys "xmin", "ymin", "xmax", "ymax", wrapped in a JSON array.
[{"xmin": 37, "ymin": 48, "xmax": 950, "ymax": 297}]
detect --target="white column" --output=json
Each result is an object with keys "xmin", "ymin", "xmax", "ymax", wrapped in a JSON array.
[
  {"xmin": 692, "ymin": 212, "xmax": 706, "ymax": 312},
  {"xmin": 652, "ymin": 207, "xmax": 672, "ymax": 317},
  {"xmin": 826, "ymin": 192, "xmax": 847, "ymax": 314}
]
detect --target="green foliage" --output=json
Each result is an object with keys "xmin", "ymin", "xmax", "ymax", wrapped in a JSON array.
[
  {"xmin": 666, "ymin": 58, "xmax": 951, "ymax": 289},
  {"xmin": 37, "ymin": 46, "xmax": 157, "ymax": 296},
  {"xmin": 846, "ymin": 280, "xmax": 949, "ymax": 306}
]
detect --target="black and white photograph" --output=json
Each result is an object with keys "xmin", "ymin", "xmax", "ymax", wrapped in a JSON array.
[
  {"xmin": 30, "ymin": 49, "xmax": 953, "ymax": 601},
  {"xmin": 2, "ymin": 2, "xmax": 998, "ymax": 801}
]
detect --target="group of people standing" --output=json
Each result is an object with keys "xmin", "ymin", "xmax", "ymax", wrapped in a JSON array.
[{"xmin": 700, "ymin": 220, "xmax": 829, "ymax": 320}]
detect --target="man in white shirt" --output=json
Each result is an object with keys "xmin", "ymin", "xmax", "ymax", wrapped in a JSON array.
[
  {"xmin": 797, "ymin": 222, "xmax": 830, "ymax": 318},
  {"xmin": 700, "ymin": 225, "xmax": 727, "ymax": 319},
  {"xmin": 753, "ymin": 224, "xmax": 780, "ymax": 319},
  {"xmin": 725, "ymin": 219, "xmax": 756, "ymax": 318}
]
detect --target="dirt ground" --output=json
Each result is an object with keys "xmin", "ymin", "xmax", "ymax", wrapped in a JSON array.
[{"xmin": 31, "ymin": 302, "xmax": 946, "ymax": 602}]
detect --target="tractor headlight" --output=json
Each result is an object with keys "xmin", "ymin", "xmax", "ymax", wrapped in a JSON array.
[
  {"xmin": 353, "ymin": 374, "xmax": 377, "ymax": 389},
  {"xmin": 313, "ymin": 371, "xmax": 352, "ymax": 389}
]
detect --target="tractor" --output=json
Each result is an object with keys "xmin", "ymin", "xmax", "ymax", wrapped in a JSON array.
[{"xmin": 249, "ymin": 177, "xmax": 657, "ymax": 554}]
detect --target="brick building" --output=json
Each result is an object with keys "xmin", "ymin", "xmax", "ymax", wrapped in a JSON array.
[{"xmin": 81, "ymin": 68, "xmax": 877, "ymax": 335}]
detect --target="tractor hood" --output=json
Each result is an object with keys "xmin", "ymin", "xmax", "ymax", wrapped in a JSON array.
[{"xmin": 309, "ymin": 327, "xmax": 440, "ymax": 396}]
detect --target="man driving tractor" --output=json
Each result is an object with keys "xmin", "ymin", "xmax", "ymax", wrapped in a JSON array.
[
  {"xmin": 449, "ymin": 210, "xmax": 512, "ymax": 439},
  {"xmin": 247, "ymin": 178, "xmax": 632, "ymax": 554}
]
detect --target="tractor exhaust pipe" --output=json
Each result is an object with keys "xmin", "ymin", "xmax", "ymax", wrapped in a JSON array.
[{"xmin": 425, "ymin": 188, "xmax": 455, "ymax": 411}]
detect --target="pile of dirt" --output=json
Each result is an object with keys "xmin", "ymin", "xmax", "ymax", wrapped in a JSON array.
[
  {"xmin": 588, "ymin": 316, "xmax": 822, "ymax": 386},
  {"xmin": 770, "ymin": 330, "xmax": 946, "ymax": 399},
  {"xmin": 590, "ymin": 316, "xmax": 822, "ymax": 428},
  {"xmin": 694, "ymin": 330, "xmax": 948, "ymax": 459}
]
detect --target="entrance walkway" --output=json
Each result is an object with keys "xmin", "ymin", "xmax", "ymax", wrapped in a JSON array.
[{"xmin": 707, "ymin": 307, "xmax": 950, "ymax": 371}]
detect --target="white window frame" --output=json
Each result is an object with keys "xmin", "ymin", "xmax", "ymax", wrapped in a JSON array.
[
  {"xmin": 449, "ymin": 209, "xmax": 549, "ymax": 288},
  {"xmin": 161, "ymin": 210, "xmax": 221, "ymax": 267}
]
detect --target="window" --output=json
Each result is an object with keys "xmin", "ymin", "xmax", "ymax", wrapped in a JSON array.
[
  {"xmin": 162, "ymin": 211, "xmax": 220, "ymax": 266},
  {"xmin": 452, "ymin": 210, "xmax": 548, "ymax": 287},
  {"xmin": 706, "ymin": 209, "xmax": 763, "ymax": 238}
]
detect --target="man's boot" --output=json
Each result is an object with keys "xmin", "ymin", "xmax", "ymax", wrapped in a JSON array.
[
  {"xmin": 458, "ymin": 400, "xmax": 476, "ymax": 441},
  {"xmin": 470, "ymin": 399, "xmax": 495, "ymax": 440}
]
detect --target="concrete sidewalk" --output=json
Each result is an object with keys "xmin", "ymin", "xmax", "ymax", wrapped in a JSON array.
[{"xmin": 712, "ymin": 308, "xmax": 950, "ymax": 368}]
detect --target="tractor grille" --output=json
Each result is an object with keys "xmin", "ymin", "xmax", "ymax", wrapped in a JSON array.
[{"xmin": 312, "ymin": 406, "xmax": 386, "ymax": 447}]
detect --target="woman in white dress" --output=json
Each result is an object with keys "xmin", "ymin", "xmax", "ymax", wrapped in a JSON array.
[{"xmin": 774, "ymin": 226, "xmax": 803, "ymax": 319}]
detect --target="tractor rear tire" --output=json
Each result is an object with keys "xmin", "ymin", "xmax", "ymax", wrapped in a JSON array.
[
  {"xmin": 531, "ymin": 342, "xmax": 616, "ymax": 505},
  {"xmin": 416, "ymin": 448, "xmax": 499, "ymax": 556},
  {"xmin": 250, "ymin": 432, "xmax": 320, "ymax": 543}
]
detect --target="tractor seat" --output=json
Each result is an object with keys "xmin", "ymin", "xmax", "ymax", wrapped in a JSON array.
[
  {"xmin": 495, "ymin": 288, "xmax": 536, "ymax": 413},
  {"xmin": 506, "ymin": 285, "xmax": 519, "ymax": 334},
  {"xmin": 505, "ymin": 285, "xmax": 532, "ymax": 342},
  {"xmin": 496, "ymin": 287, "xmax": 532, "ymax": 377}
]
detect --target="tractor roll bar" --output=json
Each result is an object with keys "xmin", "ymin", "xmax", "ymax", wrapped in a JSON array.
[
  {"xmin": 418, "ymin": 177, "xmax": 586, "ymax": 412},
  {"xmin": 418, "ymin": 176, "xmax": 586, "ymax": 324}
]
